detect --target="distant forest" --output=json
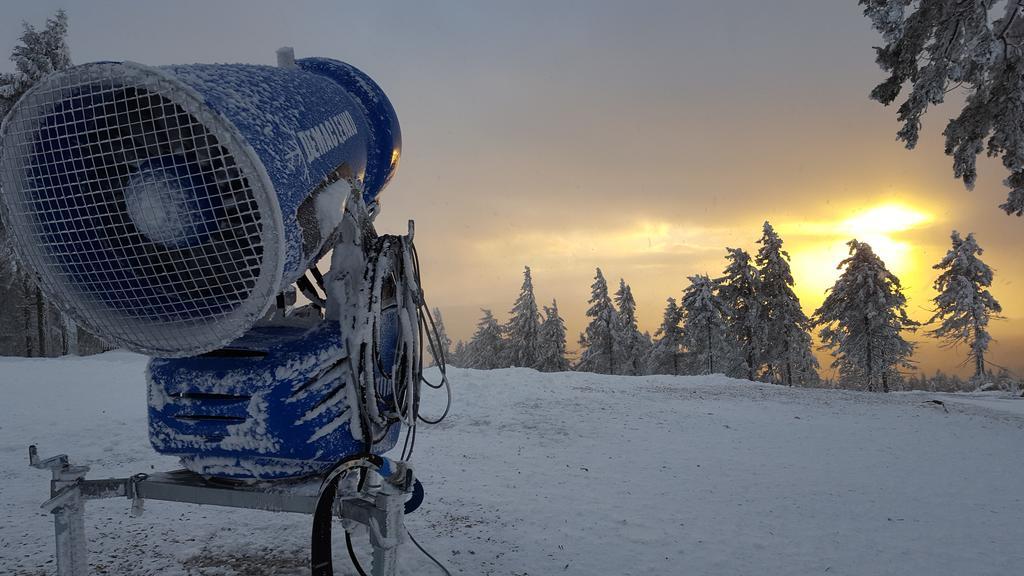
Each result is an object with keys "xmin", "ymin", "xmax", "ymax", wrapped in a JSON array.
[{"xmin": 440, "ymin": 223, "xmax": 1016, "ymax": 395}]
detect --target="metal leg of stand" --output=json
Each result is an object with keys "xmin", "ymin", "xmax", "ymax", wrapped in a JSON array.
[
  {"xmin": 369, "ymin": 484, "xmax": 405, "ymax": 576},
  {"xmin": 29, "ymin": 446, "xmax": 92, "ymax": 576},
  {"xmin": 53, "ymin": 495, "xmax": 88, "ymax": 576},
  {"xmin": 30, "ymin": 446, "xmax": 418, "ymax": 576}
]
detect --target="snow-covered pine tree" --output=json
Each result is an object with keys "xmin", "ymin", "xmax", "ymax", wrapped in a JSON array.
[
  {"xmin": 427, "ymin": 307, "xmax": 452, "ymax": 367},
  {"xmin": 0, "ymin": 10, "xmax": 71, "ymax": 114},
  {"xmin": 716, "ymin": 247, "xmax": 763, "ymax": 380},
  {"xmin": 813, "ymin": 240, "xmax": 917, "ymax": 392},
  {"xmin": 0, "ymin": 10, "xmax": 74, "ymax": 357},
  {"xmin": 939, "ymin": 370, "xmax": 958, "ymax": 392},
  {"xmin": 679, "ymin": 274, "xmax": 732, "ymax": 375},
  {"xmin": 755, "ymin": 222, "xmax": 819, "ymax": 385},
  {"xmin": 448, "ymin": 340, "xmax": 467, "ymax": 368},
  {"xmin": 928, "ymin": 231, "xmax": 1002, "ymax": 384},
  {"xmin": 505, "ymin": 266, "xmax": 541, "ymax": 368},
  {"xmin": 859, "ymin": 1, "xmax": 1024, "ymax": 216},
  {"xmin": 464, "ymin": 309, "xmax": 507, "ymax": 370},
  {"xmin": 612, "ymin": 278, "xmax": 647, "ymax": 375},
  {"xmin": 577, "ymin": 268, "xmax": 617, "ymax": 374},
  {"xmin": 535, "ymin": 299, "xmax": 570, "ymax": 372},
  {"xmin": 993, "ymin": 368, "xmax": 1021, "ymax": 396},
  {"xmin": 0, "ymin": 223, "xmax": 20, "ymax": 354},
  {"xmin": 645, "ymin": 297, "xmax": 684, "ymax": 375}
]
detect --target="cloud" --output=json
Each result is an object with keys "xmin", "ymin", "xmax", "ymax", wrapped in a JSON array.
[{"xmin": 471, "ymin": 220, "xmax": 738, "ymax": 269}]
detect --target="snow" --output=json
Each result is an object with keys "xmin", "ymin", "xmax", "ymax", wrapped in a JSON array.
[
  {"xmin": 313, "ymin": 180, "xmax": 352, "ymax": 242},
  {"xmin": 2, "ymin": 354, "xmax": 1024, "ymax": 575},
  {"xmin": 912, "ymin": 391, "xmax": 1024, "ymax": 418}
]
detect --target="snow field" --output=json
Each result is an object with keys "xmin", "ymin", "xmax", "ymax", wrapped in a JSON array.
[{"xmin": 1, "ymin": 355, "xmax": 1023, "ymax": 575}]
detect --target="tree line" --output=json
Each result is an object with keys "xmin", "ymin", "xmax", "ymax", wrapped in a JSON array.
[
  {"xmin": 442, "ymin": 222, "xmax": 1007, "ymax": 393},
  {"xmin": 0, "ymin": 11, "xmax": 109, "ymax": 357}
]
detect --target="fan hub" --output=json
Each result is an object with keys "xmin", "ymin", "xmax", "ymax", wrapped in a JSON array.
[{"xmin": 123, "ymin": 156, "xmax": 222, "ymax": 249}]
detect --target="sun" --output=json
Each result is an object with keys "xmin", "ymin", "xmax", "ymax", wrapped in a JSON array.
[
  {"xmin": 787, "ymin": 202, "xmax": 933, "ymax": 310},
  {"xmin": 837, "ymin": 204, "xmax": 932, "ymax": 270}
]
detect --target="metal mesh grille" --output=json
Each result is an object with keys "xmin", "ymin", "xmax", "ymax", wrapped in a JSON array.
[{"xmin": 0, "ymin": 64, "xmax": 279, "ymax": 356}]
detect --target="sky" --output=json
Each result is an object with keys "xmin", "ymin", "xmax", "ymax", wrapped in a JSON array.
[{"xmin": 2, "ymin": 0, "xmax": 1023, "ymax": 377}]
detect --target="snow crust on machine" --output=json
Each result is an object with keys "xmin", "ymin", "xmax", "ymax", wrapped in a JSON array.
[
  {"xmin": 163, "ymin": 62, "xmax": 390, "ymax": 284},
  {"xmin": 146, "ymin": 317, "xmax": 398, "ymax": 480},
  {"xmin": 313, "ymin": 179, "xmax": 352, "ymax": 241},
  {"xmin": 0, "ymin": 61, "xmax": 285, "ymax": 357}
]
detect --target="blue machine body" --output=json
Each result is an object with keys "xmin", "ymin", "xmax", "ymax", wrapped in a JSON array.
[
  {"xmin": 161, "ymin": 57, "xmax": 402, "ymax": 281},
  {"xmin": 0, "ymin": 56, "xmax": 402, "ymax": 356},
  {"xmin": 1, "ymin": 55, "xmax": 408, "ymax": 479},
  {"xmin": 148, "ymin": 318, "xmax": 402, "ymax": 481}
]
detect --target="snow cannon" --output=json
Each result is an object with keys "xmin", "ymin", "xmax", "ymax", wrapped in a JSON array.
[
  {"xmin": 0, "ymin": 51, "xmax": 400, "ymax": 357},
  {"xmin": 0, "ymin": 50, "xmax": 443, "ymax": 482}
]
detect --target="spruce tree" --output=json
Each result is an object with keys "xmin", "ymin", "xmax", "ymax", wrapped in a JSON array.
[
  {"xmin": 717, "ymin": 247, "xmax": 763, "ymax": 380},
  {"xmin": 427, "ymin": 307, "xmax": 452, "ymax": 367},
  {"xmin": 928, "ymin": 231, "xmax": 1002, "ymax": 383},
  {"xmin": 756, "ymin": 222, "xmax": 819, "ymax": 385},
  {"xmin": 813, "ymin": 240, "xmax": 917, "ymax": 392},
  {"xmin": 860, "ymin": 1, "xmax": 1024, "ymax": 216},
  {"xmin": 0, "ymin": 10, "xmax": 73, "ymax": 357},
  {"xmin": 536, "ymin": 299, "xmax": 570, "ymax": 372},
  {"xmin": 577, "ymin": 268, "xmax": 617, "ymax": 374},
  {"xmin": 0, "ymin": 10, "xmax": 71, "ymax": 114},
  {"xmin": 505, "ymin": 266, "xmax": 541, "ymax": 368},
  {"xmin": 646, "ymin": 297, "xmax": 684, "ymax": 375},
  {"xmin": 679, "ymin": 274, "xmax": 732, "ymax": 375},
  {"xmin": 612, "ymin": 278, "xmax": 646, "ymax": 375},
  {"xmin": 464, "ymin": 309, "xmax": 506, "ymax": 370},
  {"xmin": 449, "ymin": 340, "xmax": 467, "ymax": 368}
]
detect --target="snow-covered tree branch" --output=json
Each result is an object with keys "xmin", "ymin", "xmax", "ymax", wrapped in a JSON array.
[{"xmin": 860, "ymin": 0, "xmax": 1024, "ymax": 215}]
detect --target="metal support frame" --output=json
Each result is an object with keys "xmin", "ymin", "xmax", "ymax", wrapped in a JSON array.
[{"xmin": 28, "ymin": 445, "xmax": 411, "ymax": 576}]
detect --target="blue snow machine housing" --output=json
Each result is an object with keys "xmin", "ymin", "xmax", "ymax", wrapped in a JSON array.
[{"xmin": 0, "ymin": 49, "xmax": 421, "ymax": 481}]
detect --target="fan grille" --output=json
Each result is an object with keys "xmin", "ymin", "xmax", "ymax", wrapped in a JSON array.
[{"xmin": 0, "ymin": 64, "xmax": 281, "ymax": 356}]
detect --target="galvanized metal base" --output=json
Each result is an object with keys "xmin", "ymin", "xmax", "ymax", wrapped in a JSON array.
[{"xmin": 29, "ymin": 445, "xmax": 410, "ymax": 576}]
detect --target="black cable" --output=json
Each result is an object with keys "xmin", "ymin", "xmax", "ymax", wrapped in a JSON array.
[
  {"xmin": 405, "ymin": 479, "xmax": 425, "ymax": 514},
  {"xmin": 399, "ymin": 419, "xmax": 413, "ymax": 461},
  {"xmin": 407, "ymin": 530, "xmax": 453, "ymax": 576},
  {"xmin": 310, "ymin": 212, "xmax": 453, "ymax": 576},
  {"xmin": 345, "ymin": 531, "xmax": 369, "ymax": 576},
  {"xmin": 297, "ymin": 274, "xmax": 325, "ymax": 309},
  {"xmin": 405, "ymin": 238, "xmax": 452, "ymax": 425},
  {"xmin": 401, "ymin": 416, "xmax": 413, "ymax": 457},
  {"xmin": 312, "ymin": 456, "xmax": 384, "ymax": 576},
  {"xmin": 310, "ymin": 263, "xmax": 326, "ymax": 290},
  {"xmin": 421, "ymin": 305, "xmax": 448, "ymax": 389},
  {"xmin": 356, "ymin": 467, "xmax": 367, "ymax": 493}
]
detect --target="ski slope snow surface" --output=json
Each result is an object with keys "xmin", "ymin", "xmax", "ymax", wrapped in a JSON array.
[{"xmin": 1, "ymin": 353, "xmax": 1023, "ymax": 575}]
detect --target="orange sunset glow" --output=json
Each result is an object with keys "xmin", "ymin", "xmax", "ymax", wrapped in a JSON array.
[{"xmin": 786, "ymin": 203, "xmax": 934, "ymax": 310}]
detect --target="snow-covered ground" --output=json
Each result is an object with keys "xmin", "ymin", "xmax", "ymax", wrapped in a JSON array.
[{"xmin": 1, "ymin": 353, "xmax": 1023, "ymax": 575}]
